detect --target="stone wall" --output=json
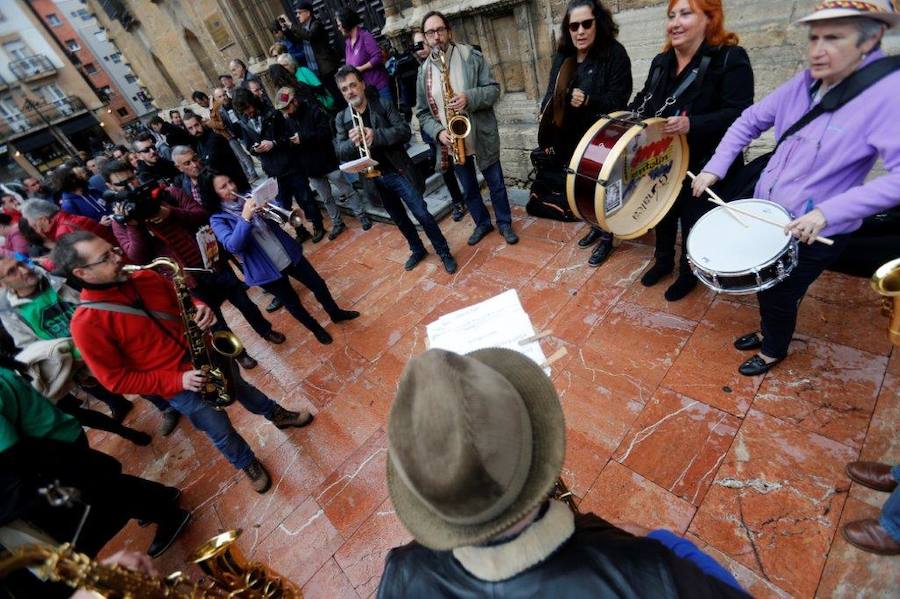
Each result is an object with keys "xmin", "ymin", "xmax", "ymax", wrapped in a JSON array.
[{"xmin": 385, "ymin": 0, "xmax": 899, "ymax": 187}]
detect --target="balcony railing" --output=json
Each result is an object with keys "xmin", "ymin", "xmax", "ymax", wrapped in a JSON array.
[
  {"xmin": 9, "ymin": 55, "xmax": 57, "ymax": 82},
  {"xmin": 0, "ymin": 74, "xmax": 8, "ymax": 91},
  {"xmin": 0, "ymin": 96, "xmax": 88, "ymax": 140}
]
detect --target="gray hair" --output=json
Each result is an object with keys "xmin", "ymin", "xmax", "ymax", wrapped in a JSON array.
[
  {"xmin": 171, "ymin": 145, "xmax": 195, "ymax": 163},
  {"xmin": 277, "ymin": 53, "xmax": 298, "ymax": 72},
  {"xmin": 50, "ymin": 230, "xmax": 97, "ymax": 277},
  {"xmin": 846, "ymin": 17, "xmax": 886, "ymax": 48},
  {"xmin": 21, "ymin": 199, "xmax": 59, "ymax": 223}
]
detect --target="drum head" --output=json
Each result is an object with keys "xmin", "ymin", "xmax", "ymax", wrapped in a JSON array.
[
  {"xmin": 567, "ymin": 111, "xmax": 688, "ymax": 239},
  {"xmin": 687, "ymin": 199, "xmax": 793, "ymax": 273}
]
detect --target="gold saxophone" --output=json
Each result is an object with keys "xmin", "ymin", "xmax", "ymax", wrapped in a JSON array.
[
  {"xmin": 434, "ymin": 47, "xmax": 471, "ymax": 167},
  {"xmin": 872, "ymin": 257, "xmax": 900, "ymax": 346},
  {"xmin": 122, "ymin": 257, "xmax": 242, "ymax": 410},
  {"xmin": 0, "ymin": 529, "xmax": 301, "ymax": 598}
]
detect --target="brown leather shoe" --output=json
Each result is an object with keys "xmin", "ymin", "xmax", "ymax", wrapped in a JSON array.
[
  {"xmin": 846, "ymin": 461, "xmax": 898, "ymax": 493},
  {"xmin": 236, "ymin": 352, "xmax": 257, "ymax": 370},
  {"xmin": 242, "ymin": 459, "xmax": 271, "ymax": 494},
  {"xmin": 266, "ymin": 330, "xmax": 286, "ymax": 344},
  {"xmin": 842, "ymin": 519, "xmax": 900, "ymax": 555}
]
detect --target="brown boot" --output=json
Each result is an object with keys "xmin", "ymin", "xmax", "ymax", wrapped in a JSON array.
[
  {"xmin": 846, "ymin": 461, "xmax": 898, "ymax": 493},
  {"xmin": 842, "ymin": 519, "xmax": 900, "ymax": 555},
  {"xmin": 242, "ymin": 459, "xmax": 271, "ymax": 493},
  {"xmin": 270, "ymin": 405, "xmax": 314, "ymax": 430}
]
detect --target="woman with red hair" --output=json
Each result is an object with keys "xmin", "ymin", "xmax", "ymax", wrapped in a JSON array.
[{"xmin": 631, "ymin": 0, "xmax": 753, "ymax": 301}]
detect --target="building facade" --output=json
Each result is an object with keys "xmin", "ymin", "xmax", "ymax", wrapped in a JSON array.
[
  {"xmin": 54, "ymin": 0, "xmax": 156, "ymax": 123},
  {"xmin": 0, "ymin": 0, "xmax": 125, "ymax": 178}
]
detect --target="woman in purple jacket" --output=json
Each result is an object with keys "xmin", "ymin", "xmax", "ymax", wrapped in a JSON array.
[
  {"xmin": 336, "ymin": 8, "xmax": 392, "ymax": 100},
  {"xmin": 198, "ymin": 170, "xmax": 359, "ymax": 345},
  {"xmin": 692, "ymin": 1, "xmax": 900, "ymax": 376}
]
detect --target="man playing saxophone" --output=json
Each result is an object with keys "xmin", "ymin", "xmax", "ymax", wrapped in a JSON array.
[
  {"xmin": 50, "ymin": 231, "xmax": 314, "ymax": 494},
  {"xmin": 416, "ymin": 11, "xmax": 518, "ymax": 247}
]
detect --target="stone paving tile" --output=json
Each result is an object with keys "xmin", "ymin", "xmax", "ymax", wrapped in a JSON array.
[{"xmin": 93, "ymin": 212, "xmax": 895, "ymax": 597}]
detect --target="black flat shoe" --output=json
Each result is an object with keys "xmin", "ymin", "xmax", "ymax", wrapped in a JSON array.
[
  {"xmin": 265, "ymin": 296, "xmax": 283, "ymax": 312},
  {"xmin": 664, "ymin": 272, "xmax": 697, "ymax": 302},
  {"xmin": 738, "ymin": 355, "xmax": 782, "ymax": 377},
  {"xmin": 404, "ymin": 249, "xmax": 427, "ymax": 271},
  {"xmin": 451, "ymin": 203, "xmax": 467, "ymax": 222},
  {"xmin": 467, "ymin": 224, "xmax": 494, "ymax": 246},
  {"xmin": 578, "ymin": 227, "xmax": 604, "ymax": 248},
  {"xmin": 640, "ymin": 261, "xmax": 674, "ymax": 287},
  {"xmin": 734, "ymin": 332, "xmax": 763, "ymax": 351},
  {"xmin": 587, "ymin": 238, "xmax": 613, "ymax": 267}
]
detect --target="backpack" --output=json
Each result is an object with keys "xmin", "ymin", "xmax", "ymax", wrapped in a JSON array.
[{"xmin": 526, "ymin": 148, "xmax": 578, "ymax": 222}]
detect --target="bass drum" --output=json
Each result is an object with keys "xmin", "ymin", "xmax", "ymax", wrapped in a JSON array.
[{"xmin": 566, "ymin": 111, "xmax": 688, "ymax": 239}]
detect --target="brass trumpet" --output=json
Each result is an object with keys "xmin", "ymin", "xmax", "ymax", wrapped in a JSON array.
[
  {"xmin": 260, "ymin": 202, "xmax": 305, "ymax": 228},
  {"xmin": 872, "ymin": 257, "xmax": 900, "ymax": 346},
  {"xmin": 351, "ymin": 107, "xmax": 381, "ymax": 178}
]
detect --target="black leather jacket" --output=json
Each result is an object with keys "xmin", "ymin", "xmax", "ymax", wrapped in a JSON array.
[{"xmin": 377, "ymin": 513, "xmax": 751, "ymax": 599}]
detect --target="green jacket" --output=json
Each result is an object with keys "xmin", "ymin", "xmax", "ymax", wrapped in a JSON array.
[
  {"xmin": 0, "ymin": 368, "xmax": 82, "ymax": 453},
  {"xmin": 415, "ymin": 43, "xmax": 502, "ymax": 169}
]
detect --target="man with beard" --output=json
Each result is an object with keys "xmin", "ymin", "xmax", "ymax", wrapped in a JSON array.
[{"xmin": 182, "ymin": 113, "xmax": 250, "ymax": 192}]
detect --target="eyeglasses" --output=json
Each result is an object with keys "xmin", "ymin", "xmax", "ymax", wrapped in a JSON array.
[
  {"xmin": 109, "ymin": 175, "xmax": 138, "ymax": 189},
  {"xmin": 137, "ymin": 146, "xmax": 157, "ymax": 155},
  {"xmin": 423, "ymin": 26, "xmax": 448, "ymax": 38},
  {"xmin": 568, "ymin": 18, "xmax": 595, "ymax": 32},
  {"xmin": 81, "ymin": 247, "xmax": 123, "ymax": 270}
]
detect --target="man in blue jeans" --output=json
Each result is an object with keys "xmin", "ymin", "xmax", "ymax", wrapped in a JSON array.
[
  {"xmin": 334, "ymin": 65, "xmax": 457, "ymax": 274},
  {"xmin": 53, "ymin": 231, "xmax": 314, "ymax": 494},
  {"xmin": 415, "ymin": 11, "xmax": 518, "ymax": 247},
  {"xmin": 843, "ymin": 461, "xmax": 900, "ymax": 555}
]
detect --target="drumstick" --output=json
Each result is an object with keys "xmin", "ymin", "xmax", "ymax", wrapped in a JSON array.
[
  {"xmin": 686, "ymin": 171, "xmax": 749, "ymax": 228},
  {"xmin": 685, "ymin": 173, "xmax": 835, "ymax": 246}
]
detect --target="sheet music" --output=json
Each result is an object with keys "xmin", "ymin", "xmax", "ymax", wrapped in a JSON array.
[
  {"xmin": 339, "ymin": 156, "xmax": 378, "ymax": 174},
  {"xmin": 426, "ymin": 289, "xmax": 551, "ymax": 375},
  {"xmin": 252, "ymin": 177, "xmax": 279, "ymax": 206}
]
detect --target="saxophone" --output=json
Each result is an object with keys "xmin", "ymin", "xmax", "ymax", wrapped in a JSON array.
[
  {"xmin": 434, "ymin": 46, "xmax": 471, "ymax": 167},
  {"xmin": 122, "ymin": 258, "xmax": 242, "ymax": 410},
  {"xmin": 872, "ymin": 257, "xmax": 900, "ymax": 346},
  {"xmin": 0, "ymin": 529, "xmax": 301, "ymax": 598}
]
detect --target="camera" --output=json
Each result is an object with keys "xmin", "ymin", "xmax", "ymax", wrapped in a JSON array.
[{"xmin": 102, "ymin": 180, "xmax": 169, "ymax": 225}]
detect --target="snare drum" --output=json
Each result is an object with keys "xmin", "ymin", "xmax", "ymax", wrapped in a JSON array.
[
  {"xmin": 567, "ymin": 111, "xmax": 688, "ymax": 239},
  {"xmin": 687, "ymin": 199, "xmax": 799, "ymax": 295}
]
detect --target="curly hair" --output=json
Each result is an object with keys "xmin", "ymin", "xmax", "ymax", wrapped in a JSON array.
[
  {"xmin": 665, "ymin": 0, "xmax": 739, "ymax": 49},
  {"xmin": 558, "ymin": 0, "xmax": 619, "ymax": 55}
]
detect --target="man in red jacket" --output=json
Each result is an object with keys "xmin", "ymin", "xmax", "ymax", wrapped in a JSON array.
[
  {"xmin": 51, "ymin": 231, "xmax": 314, "ymax": 493},
  {"xmin": 20, "ymin": 199, "xmax": 117, "ymax": 246}
]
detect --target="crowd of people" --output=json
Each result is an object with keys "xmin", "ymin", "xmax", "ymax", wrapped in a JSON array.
[{"xmin": 0, "ymin": 0, "xmax": 898, "ymax": 596}]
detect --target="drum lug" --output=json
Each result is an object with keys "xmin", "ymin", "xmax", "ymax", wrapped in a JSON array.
[
  {"xmin": 711, "ymin": 273, "xmax": 720, "ymax": 289},
  {"xmin": 754, "ymin": 271, "xmax": 763, "ymax": 287},
  {"xmin": 776, "ymin": 261, "xmax": 786, "ymax": 280}
]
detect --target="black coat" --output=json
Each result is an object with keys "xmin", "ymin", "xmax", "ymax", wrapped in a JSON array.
[
  {"xmin": 541, "ymin": 40, "xmax": 633, "ymax": 158},
  {"xmin": 283, "ymin": 99, "xmax": 338, "ymax": 178},
  {"xmin": 629, "ymin": 43, "xmax": 754, "ymax": 171},
  {"xmin": 136, "ymin": 156, "xmax": 180, "ymax": 184},
  {"xmin": 287, "ymin": 19, "xmax": 340, "ymax": 75},
  {"xmin": 334, "ymin": 97, "xmax": 425, "ymax": 198},
  {"xmin": 159, "ymin": 122, "xmax": 194, "ymax": 150},
  {"xmin": 237, "ymin": 107, "xmax": 299, "ymax": 177},
  {"xmin": 377, "ymin": 512, "xmax": 751, "ymax": 599},
  {"xmin": 195, "ymin": 127, "xmax": 250, "ymax": 191}
]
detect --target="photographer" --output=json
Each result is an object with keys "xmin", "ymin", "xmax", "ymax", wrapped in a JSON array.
[
  {"xmin": 133, "ymin": 133, "xmax": 180, "ymax": 184},
  {"xmin": 102, "ymin": 160, "xmax": 283, "ymax": 371}
]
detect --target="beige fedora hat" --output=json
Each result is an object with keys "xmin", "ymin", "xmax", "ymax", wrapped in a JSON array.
[
  {"xmin": 386, "ymin": 348, "xmax": 566, "ymax": 551},
  {"xmin": 797, "ymin": 1, "xmax": 900, "ymax": 26}
]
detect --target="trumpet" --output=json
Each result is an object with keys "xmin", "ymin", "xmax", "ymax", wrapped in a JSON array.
[
  {"xmin": 231, "ymin": 191, "xmax": 305, "ymax": 228},
  {"xmin": 351, "ymin": 107, "xmax": 381, "ymax": 178}
]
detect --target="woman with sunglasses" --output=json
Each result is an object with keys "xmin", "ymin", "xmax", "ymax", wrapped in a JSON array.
[
  {"xmin": 199, "ymin": 170, "xmax": 359, "ymax": 345},
  {"xmin": 541, "ymin": 0, "xmax": 632, "ymax": 268},
  {"xmin": 632, "ymin": 0, "xmax": 753, "ymax": 301}
]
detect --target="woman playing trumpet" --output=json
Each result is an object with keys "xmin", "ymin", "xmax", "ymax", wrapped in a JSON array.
[{"xmin": 199, "ymin": 169, "xmax": 359, "ymax": 345}]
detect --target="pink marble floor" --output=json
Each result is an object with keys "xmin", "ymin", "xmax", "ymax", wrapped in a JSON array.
[{"xmin": 91, "ymin": 207, "xmax": 899, "ymax": 598}]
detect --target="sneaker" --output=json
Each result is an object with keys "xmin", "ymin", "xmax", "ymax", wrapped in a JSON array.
[
  {"xmin": 331, "ymin": 309, "xmax": 360, "ymax": 322},
  {"xmin": 439, "ymin": 253, "xmax": 458, "ymax": 274},
  {"xmin": 236, "ymin": 351, "xmax": 257, "ymax": 370},
  {"xmin": 265, "ymin": 295, "xmax": 283, "ymax": 313},
  {"xmin": 243, "ymin": 460, "xmax": 272, "ymax": 493},
  {"xmin": 359, "ymin": 214, "xmax": 373, "ymax": 231},
  {"xmin": 451, "ymin": 203, "xmax": 467, "ymax": 222},
  {"xmin": 404, "ymin": 249, "xmax": 427, "ymax": 271},
  {"xmin": 266, "ymin": 330, "xmax": 286, "ymax": 344},
  {"xmin": 467, "ymin": 223, "xmax": 494, "ymax": 246},
  {"xmin": 270, "ymin": 405, "xmax": 314, "ymax": 429},
  {"xmin": 640, "ymin": 260, "xmax": 674, "ymax": 287},
  {"xmin": 328, "ymin": 221, "xmax": 346, "ymax": 240},
  {"xmin": 147, "ymin": 509, "xmax": 191, "ymax": 558},
  {"xmin": 498, "ymin": 225, "xmax": 519, "ymax": 245},
  {"xmin": 312, "ymin": 224, "xmax": 326, "ymax": 243},
  {"xmin": 159, "ymin": 409, "xmax": 180, "ymax": 437}
]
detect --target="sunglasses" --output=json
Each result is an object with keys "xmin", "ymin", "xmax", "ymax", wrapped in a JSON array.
[{"xmin": 568, "ymin": 18, "xmax": 595, "ymax": 32}]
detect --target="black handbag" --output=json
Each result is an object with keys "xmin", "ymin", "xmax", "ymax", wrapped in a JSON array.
[{"xmin": 526, "ymin": 148, "xmax": 579, "ymax": 222}]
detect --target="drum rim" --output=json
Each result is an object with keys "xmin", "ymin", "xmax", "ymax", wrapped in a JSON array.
[
  {"xmin": 689, "ymin": 251, "xmax": 798, "ymax": 295},
  {"xmin": 566, "ymin": 112, "xmax": 688, "ymax": 240},
  {"xmin": 687, "ymin": 198, "xmax": 794, "ymax": 274}
]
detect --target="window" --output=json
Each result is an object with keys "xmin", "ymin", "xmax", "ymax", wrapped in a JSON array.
[
  {"xmin": 77, "ymin": 9, "xmax": 92, "ymax": 21},
  {"xmin": 65, "ymin": 40, "xmax": 81, "ymax": 52},
  {"xmin": 94, "ymin": 30, "xmax": 107, "ymax": 43},
  {"xmin": 99, "ymin": 86, "xmax": 112, "ymax": 97},
  {"xmin": 84, "ymin": 63, "xmax": 97, "ymax": 75},
  {"xmin": 124, "ymin": 73, "xmax": 137, "ymax": 84},
  {"xmin": 3, "ymin": 41, "xmax": 32, "ymax": 62},
  {"xmin": 117, "ymin": 107, "xmax": 128, "ymax": 117},
  {"xmin": 47, "ymin": 14, "xmax": 62, "ymax": 26},
  {"xmin": 109, "ymin": 52, "xmax": 121, "ymax": 64}
]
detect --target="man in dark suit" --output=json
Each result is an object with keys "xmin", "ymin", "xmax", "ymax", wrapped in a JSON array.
[{"xmin": 183, "ymin": 112, "xmax": 250, "ymax": 192}]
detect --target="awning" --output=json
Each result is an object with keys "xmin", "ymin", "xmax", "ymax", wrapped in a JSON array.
[
  {"xmin": 58, "ymin": 113, "xmax": 99, "ymax": 135},
  {"xmin": 8, "ymin": 130, "xmax": 56, "ymax": 153}
]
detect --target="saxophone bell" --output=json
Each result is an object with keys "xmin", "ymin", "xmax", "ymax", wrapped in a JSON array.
[{"xmin": 872, "ymin": 257, "xmax": 900, "ymax": 346}]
